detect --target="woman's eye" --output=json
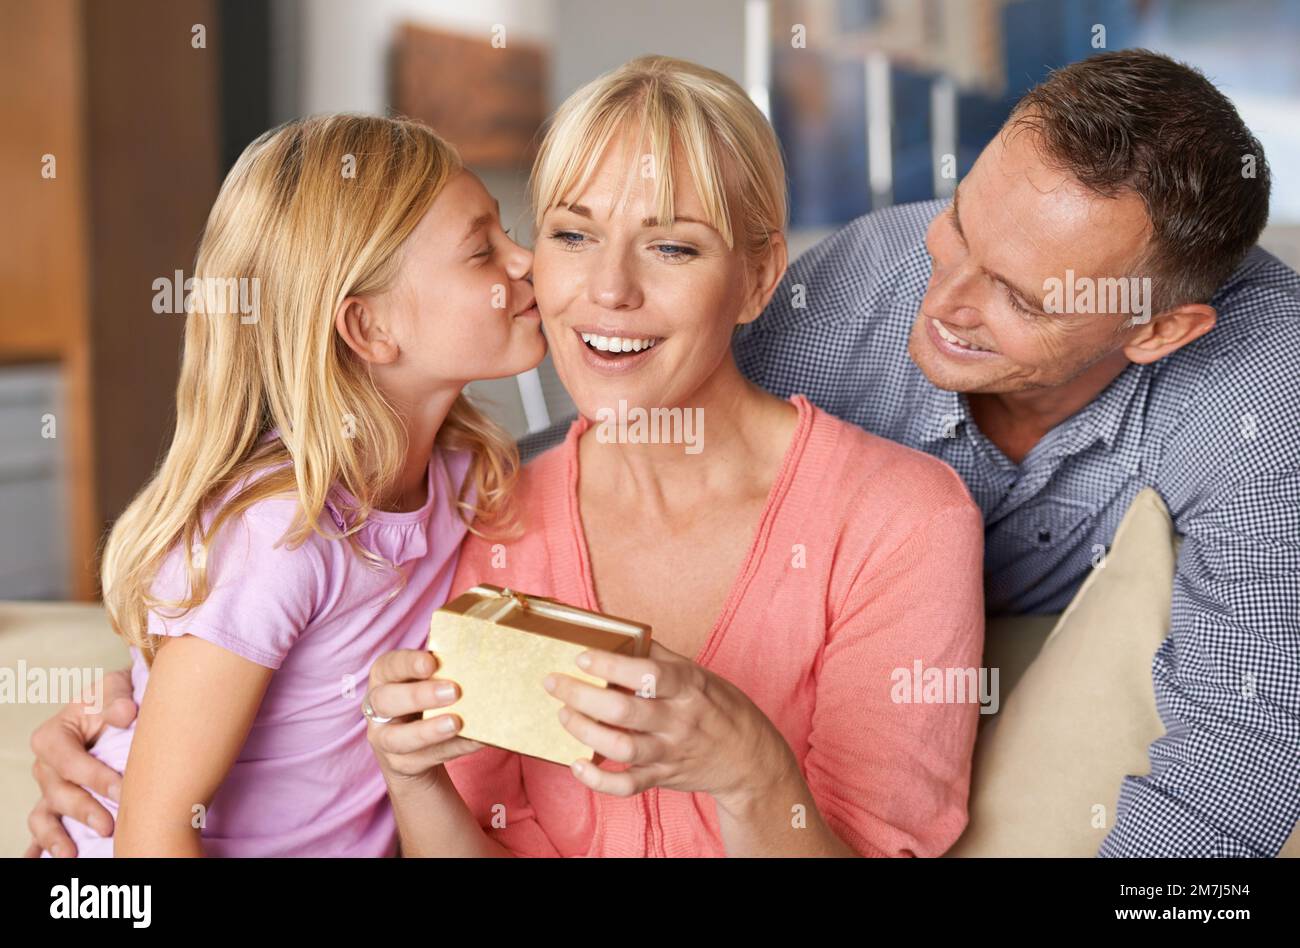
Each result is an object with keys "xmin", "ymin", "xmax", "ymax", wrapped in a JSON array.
[
  {"xmin": 548, "ymin": 230, "xmax": 586, "ymax": 249},
  {"xmin": 654, "ymin": 243, "xmax": 698, "ymax": 260}
]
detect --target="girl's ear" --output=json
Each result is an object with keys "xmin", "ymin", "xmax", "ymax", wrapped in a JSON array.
[
  {"xmin": 335, "ymin": 296, "xmax": 399, "ymax": 365},
  {"xmin": 738, "ymin": 231, "xmax": 789, "ymax": 327}
]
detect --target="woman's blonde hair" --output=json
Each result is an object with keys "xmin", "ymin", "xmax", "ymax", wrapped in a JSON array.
[
  {"xmin": 101, "ymin": 114, "xmax": 520, "ymax": 662},
  {"xmin": 530, "ymin": 54, "xmax": 788, "ymax": 269}
]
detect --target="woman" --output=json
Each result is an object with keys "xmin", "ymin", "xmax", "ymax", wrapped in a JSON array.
[{"xmin": 364, "ymin": 55, "xmax": 985, "ymax": 857}]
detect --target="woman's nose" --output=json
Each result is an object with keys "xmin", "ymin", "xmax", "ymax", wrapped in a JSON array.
[{"xmin": 587, "ymin": 251, "xmax": 643, "ymax": 311}]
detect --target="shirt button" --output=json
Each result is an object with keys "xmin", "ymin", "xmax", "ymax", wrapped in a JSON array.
[{"xmin": 1038, "ymin": 529, "xmax": 1052, "ymax": 544}]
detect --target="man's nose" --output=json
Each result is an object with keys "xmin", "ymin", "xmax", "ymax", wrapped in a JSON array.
[{"xmin": 924, "ymin": 261, "xmax": 982, "ymax": 324}]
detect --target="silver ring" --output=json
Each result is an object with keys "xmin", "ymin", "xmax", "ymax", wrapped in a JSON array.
[{"xmin": 362, "ymin": 692, "xmax": 392, "ymax": 724}]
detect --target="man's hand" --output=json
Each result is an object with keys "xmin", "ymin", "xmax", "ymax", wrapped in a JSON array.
[{"xmin": 24, "ymin": 668, "xmax": 137, "ymax": 857}]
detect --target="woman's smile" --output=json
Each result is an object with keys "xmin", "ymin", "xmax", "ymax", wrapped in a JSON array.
[{"xmin": 572, "ymin": 326, "xmax": 666, "ymax": 375}]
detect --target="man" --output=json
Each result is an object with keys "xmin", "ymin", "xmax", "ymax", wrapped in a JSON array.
[
  {"xmin": 27, "ymin": 50, "xmax": 1299, "ymax": 858},
  {"xmin": 536, "ymin": 48, "xmax": 1297, "ymax": 856}
]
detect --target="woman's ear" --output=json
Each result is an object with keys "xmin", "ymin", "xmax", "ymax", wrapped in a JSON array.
[
  {"xmin": 335, "ymin": 295, "xmax": 400, "ymax": 365},
  {"xmin": 738, "ymin": 231, "xmax": 789, "ymax": 326},
  {"xmin": 1121, "ymin": 303, "xmax": 1216, "ymax": 365}
]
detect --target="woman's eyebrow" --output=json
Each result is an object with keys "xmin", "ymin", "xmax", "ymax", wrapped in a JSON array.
[
  {"xmin": 641, "ymin": 214, "xmax": 708, "ymax": 227},
  {"xmin": 555, "ymin": 203, "xmax": 708, "ymax": 228}
]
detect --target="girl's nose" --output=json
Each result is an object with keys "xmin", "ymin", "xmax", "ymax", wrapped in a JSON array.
[{"xmin": 504, "ymin": 233, "xmax": 534, "ymax": 281}]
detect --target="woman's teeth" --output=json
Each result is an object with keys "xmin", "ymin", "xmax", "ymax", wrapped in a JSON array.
[
  {"xmin": 932, "ymin": 318, "xmax": 990, "ymax": 352},
  {"xmin": 580, "ymin": 332, "xmax": 658, "ymax": 353}
]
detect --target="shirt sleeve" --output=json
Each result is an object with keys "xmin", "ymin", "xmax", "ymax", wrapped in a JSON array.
[
  {"xmin": 805, "ymin": 498, "xmax": 986, "ymax": 857},
  {"xmin": 145, "ymin": 504, "xmax": 325, "ymax": 669},
  {"xmin": 444, "ymin": 748, "xmax": 562, "ymax": 857},
  {"xmin": 1100, "ymin": 464, "xmax": 1300, "ymax": 857}
]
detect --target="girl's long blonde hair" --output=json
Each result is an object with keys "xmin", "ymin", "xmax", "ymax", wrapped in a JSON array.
[{"xmin": 101, "ymin": 114, "xmax": 519, "ymax": 662}]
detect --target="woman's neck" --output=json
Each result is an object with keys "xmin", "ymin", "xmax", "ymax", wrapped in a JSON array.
[{"xmin": 578, "ymin": 358, "xmax": 796, "ymax": 506}]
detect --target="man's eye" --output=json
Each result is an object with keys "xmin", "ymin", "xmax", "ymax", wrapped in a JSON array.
[{"xmin": 1006, "ymin": 289, "xmax": 1039, "ymax": 318}]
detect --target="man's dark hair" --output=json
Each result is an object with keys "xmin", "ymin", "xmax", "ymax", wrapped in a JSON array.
[{"xmin": 1009, "ymin": 48, "xmax": 1270, "ymax": 313}]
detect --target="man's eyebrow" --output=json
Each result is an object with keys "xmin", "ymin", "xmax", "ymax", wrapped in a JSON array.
[
  {"xmin": 950, "ymin": 187, "xmax": 966, "ymax": 242},
  {"xmin": 461, "ymin": 199, "xmax": 501, "ymax": 242},
  {"xmin": 556, "ymin": 203, "xmax": 709, "ymax": 229},
  {"xmin": 988, "ymin": 270, "xmax": 1047, "ymax": 311}
]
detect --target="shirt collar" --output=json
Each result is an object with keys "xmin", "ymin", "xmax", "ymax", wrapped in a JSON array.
[{"xmin": 913, "ymin": 359, "xmax": 1148, "ymax": 456}]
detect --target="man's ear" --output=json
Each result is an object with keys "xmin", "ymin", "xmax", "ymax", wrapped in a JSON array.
[
  {"xmin": 1122, "ymin": 303, "xmax": 1216, "ymax": 365},
  {"xmin": 738, "ymin": 231, "xmax": 789, "ymax": 326},
  {"xmin": 335, "ymin": 296, "xmax": 399, "ymax": 365}
]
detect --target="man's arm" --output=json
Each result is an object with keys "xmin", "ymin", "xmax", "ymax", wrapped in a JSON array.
[
  {"xmin": 1100, "ymin": 462, "xmax": 1300, "ymax": 856},
  {"xmin": 26, "ymin": 667, "xmax": 137, "ymax": 857}
]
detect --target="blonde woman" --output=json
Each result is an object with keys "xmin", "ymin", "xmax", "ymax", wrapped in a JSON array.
[
  {"xmin": 365, "ymin": 56, "xmax": 986, "ymax": 857},
  {"xmin": 37, "ymin": 114, "xmax": 543, "ymax": 856}
]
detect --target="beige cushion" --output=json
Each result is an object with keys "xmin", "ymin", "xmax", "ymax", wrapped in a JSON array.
[
  {"xmin": 0, "ymin": 602, "xmax": 128, "ymax": 856},
  {"xmin": 947, "ymin": 487, "xmax": 1300, "ymax": 857}
]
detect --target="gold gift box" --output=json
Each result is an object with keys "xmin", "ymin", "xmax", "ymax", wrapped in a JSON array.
[{"xmin": 424, "ymin": 584, "xmax": 652, "ymax": 766}]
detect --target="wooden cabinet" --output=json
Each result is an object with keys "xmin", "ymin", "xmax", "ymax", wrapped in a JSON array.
[{"xmin": 0, "ymin": 0, "xmax": 221, "ymax": 599}]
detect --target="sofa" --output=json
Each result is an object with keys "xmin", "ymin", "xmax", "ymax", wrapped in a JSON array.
[{"xmin": 3, "ymin": 488, "xmax": 1296, "ymax": 856}]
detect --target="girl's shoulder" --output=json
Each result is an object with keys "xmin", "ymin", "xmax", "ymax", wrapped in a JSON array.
[{"xmin": 147, "ymin": 490, "xmax": 333, "ymax": 670}]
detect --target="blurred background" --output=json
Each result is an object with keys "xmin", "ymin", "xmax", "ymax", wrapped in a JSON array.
[{"xmin": 2, "ymin": 0, "xmax": 1298, "ymax": 602}]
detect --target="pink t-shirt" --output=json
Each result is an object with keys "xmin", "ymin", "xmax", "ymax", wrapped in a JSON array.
[
  {"xmin": 444, "ymin": 394, "xmax": 986, "ymax": 857},
  {"xmin": 57, "ymin": 442, "xmax": 473, "ymax": 856}
]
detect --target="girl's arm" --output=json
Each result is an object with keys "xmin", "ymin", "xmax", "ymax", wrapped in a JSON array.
[{"xmin": 114, "ymin": 635, "xmax": 273, "ymax": 856}]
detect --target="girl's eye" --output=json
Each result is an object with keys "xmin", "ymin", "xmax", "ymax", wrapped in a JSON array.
[
  {"xmin": 654, "ymin": 243, "xmax": 698, "ymax": 260},
  {"xmin": 472, "ymin": 244, "xmax": 492, "ymax": 259},
  {"xmin": 548, "ymin": 230, "xmax": 586, "ymax": 249}
]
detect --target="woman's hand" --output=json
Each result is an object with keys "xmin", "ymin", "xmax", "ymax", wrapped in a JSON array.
[
  {"xmin": 365, "ymin": 649, "xmax": 485, "ymax": 789},
  {"xmin": 543, "ymin": 641, "xmax": 798, "ymax": 813},
  {"xmin": 25, "ymin": 667, "xmax": 138, "ymax": 858}
]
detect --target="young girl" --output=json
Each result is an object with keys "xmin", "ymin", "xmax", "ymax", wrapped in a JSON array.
[{"xmin": 47, "ymin": 114, "xmax": 544, "ymax": 856}]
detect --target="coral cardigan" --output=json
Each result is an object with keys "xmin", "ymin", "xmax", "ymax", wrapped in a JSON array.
[{"xmin": 444, "ymin": 394, "xmax": 985, "ymax": 856}]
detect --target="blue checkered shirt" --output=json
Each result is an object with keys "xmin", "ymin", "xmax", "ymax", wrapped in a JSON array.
[{"xmin": 520, "ymin": 199, "xmax": 1300, "ymax": 858}]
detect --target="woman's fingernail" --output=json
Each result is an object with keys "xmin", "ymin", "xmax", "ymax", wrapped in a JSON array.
[
  {"xmin": 575, "ymin": 653, "xmax": 592, "ymax": 669},
  {"xmin": 108, "ymin": 783, "xmax": 121, "ymax": 803},
  {"xmin": 542, "ymin": 675, "xmax": 556, "ymax": 692},
  {"xmin": 434, "ymin": 682, "xmax": 457, "ymax": 702},
  {"xmin": 436, "ymin": 716, "xmax": 457, "ymax": 734}
]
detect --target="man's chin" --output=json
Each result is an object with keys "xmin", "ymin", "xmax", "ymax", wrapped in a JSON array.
[{"xmin": 907, "ymin": 327, "xmax": 982, "ymax": 393}]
